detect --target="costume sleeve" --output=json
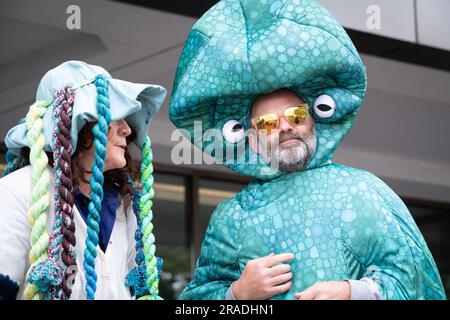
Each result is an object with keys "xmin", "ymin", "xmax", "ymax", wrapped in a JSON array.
[
  {"xmin": 345, "ymin": 187, "xmax": 446, "ymax": 300},
  {"xmin": 0, "ymin": 170, "xmax": 32, "ymax": 300},
  {"xmin": 179, "ymin": 197, "xmax": 241, "ymax": 300},
  {"xmin": 345, "ymin": 278, "xmax": 382, "ymax": 300},
  {"xmin": 224, "ymin": 286, "xmax": 237, "ymax": 300}
]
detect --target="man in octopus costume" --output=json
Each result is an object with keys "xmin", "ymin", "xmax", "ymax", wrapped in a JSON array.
[{"xmin": 169, "ymin": 0, "xmax": 446, "ymax": 300}]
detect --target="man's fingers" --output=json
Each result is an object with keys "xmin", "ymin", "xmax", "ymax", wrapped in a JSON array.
[
  {"xmin": 269, "ymin": 272, "xmax": 293, "ymax": 286},
  {"xmin": 263, "ymin": 253, "xmax": 294, "ymax": 267},
  {"xmin": 296, "ymin": 290, "xmax": 316, "ymax": 300},
  {"xmin": 268, "ymin": 263, "xmax": 291, "ymax": 276},
  {"xmin": 270, "ymin": 280, "xmax": 292, "ymax": 296},
  {"xmin": 295, "ymin": 285, "xmax": 317, "ymax": 300}
]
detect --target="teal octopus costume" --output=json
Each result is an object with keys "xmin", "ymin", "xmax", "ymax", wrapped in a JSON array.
[{"xmin": 169, "ymin": 0, "xmax": 446, "ymax": 299}]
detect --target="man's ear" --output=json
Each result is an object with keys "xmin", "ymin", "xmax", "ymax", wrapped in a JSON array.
[{"xmin": 248, "ymin": 128, "xmax": 258, "ymax": 154}]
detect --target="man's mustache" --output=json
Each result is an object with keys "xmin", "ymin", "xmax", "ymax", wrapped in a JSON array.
[{"xmin": 278, "ymin": 131, "xmax": 306, "ymax": 144}]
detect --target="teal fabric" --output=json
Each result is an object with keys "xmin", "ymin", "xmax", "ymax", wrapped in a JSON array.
[
  {"xmin": 170, "ymin": 0, "xmax": 446, "ymax": 300},
  {"xmin": 181, "ymin": 164, "xmax": 446, "ymax": 300},
  {"xmin": 5, "ymin": 60, "xmax": 167, "ymax": 156}
]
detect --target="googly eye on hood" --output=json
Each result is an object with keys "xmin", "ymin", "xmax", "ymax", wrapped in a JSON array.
[
  {"xmin": 222, "ymin": 120, "xmax": 246, "ymax": 143},
  {"xmin": 314, "ymin": 94, "xmax": 336, "ymax": 119}
]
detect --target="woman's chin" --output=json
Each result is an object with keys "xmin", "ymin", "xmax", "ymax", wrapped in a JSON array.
[{"xmin": 105, "ymin": 159, "xmax": 127, "ymax": 171}]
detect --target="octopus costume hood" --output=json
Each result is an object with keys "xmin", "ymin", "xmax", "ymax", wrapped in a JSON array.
[
  {"xmin": 2, "ymin": 60, "xmax": 166, "ymax": 300},
  {"xmin": 170, "ymin": 0, "xmax": 446, "ymax": 299}
]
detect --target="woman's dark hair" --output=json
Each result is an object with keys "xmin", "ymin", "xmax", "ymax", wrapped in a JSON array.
[{"xmin": 71, "ymin": 121, "xmax": 140, "ymax": 214}]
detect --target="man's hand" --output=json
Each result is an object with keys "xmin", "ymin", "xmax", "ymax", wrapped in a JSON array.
[
  {"xmin": 294, "ymin": 281, "xmax": 351, "ymax": 300},
  {"xmin": 232, "ymin": 253, "xmax": 294, "ymax": 300}
]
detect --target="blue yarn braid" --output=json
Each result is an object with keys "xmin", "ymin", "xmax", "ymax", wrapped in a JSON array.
[{"xmin": 83, "ymin": 74, "xmax": 111, "ymax": 300}]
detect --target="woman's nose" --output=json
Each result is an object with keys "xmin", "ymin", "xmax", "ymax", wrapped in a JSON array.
[{"xmin": 119, "ymin": 120, "xmax": 132, "ymax": 136}]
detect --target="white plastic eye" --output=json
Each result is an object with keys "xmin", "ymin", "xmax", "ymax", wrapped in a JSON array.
[
  {"xmin": 314, "ymin": 94, "xmax": 336, "ymax": 119},
  {"xmin": 222, "ymin": 120, "xmax": 245, "ymax": 143}
]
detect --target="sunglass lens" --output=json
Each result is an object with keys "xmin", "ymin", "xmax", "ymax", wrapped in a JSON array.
[
  {"xmin": 285, "ymin": 106, "xmax": 307, "ymax": 125},
  {"xmin": 256, "ymin": 114, "xmax": 278, "ymax": 131}
]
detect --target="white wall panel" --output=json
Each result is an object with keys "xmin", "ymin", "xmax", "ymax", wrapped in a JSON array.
[{"xmin": 417, "ymin": 0, "xmax": 450, "ymax": 51}]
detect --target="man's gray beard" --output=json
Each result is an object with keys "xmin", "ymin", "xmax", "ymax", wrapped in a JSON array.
[{"xmin": 273, "ymin": 124, "xmax": 317, "ymax": 173}]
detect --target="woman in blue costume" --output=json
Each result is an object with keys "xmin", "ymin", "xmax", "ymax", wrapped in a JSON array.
[
  {"xmin": 169, "ymin": 0, "xmax": 446, "ymax": 300},
  {"xmin": 0, "ymin": 61, "xmax": 165, "ymax": 300}
]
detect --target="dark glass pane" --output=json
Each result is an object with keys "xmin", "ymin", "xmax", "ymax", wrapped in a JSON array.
[
  {"xmin": 407, "ymin": 202, "xmax": 450, "ymax": 297},
  {"xmin": 152, "ymin": 172, "xmax": 190, "ymax": 299}
]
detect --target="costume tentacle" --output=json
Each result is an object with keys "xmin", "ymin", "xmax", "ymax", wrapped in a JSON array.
[
  {"xmin": 23, "ymin": 100, "xmax": 53, "ymax": 300},
  {"xmin": 83, "ymin": 74, "xmax": 111, "ymax": 300},
  {"xmin": 126, "ymin": 177, "xmax": 163, "ymax": 298},
  {"xmin": 57, "ymin": 88, "xmax": 77, "ymax": 299},
  {"xmin": 136, "ymin": 136, "xmax": 162, "ymax": 300},
  {"xmin": 46, "ymin": 87, "xmax": 76, "ymax": 299}
]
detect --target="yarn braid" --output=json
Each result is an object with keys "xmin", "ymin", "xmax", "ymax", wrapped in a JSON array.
[
  {"xmin": 136, "ymin": 136, "xmax": 162, "ymax": 300},
  {"xmin": 27, "ymin": 89, "xmax": 69, "ymax": 300},
  {"xmin": 57, "ymin": 88, "xmax": 77, "ymax": 299},
  {"xmin": 126, "ymin": 178, "xmax": 163, "ymax": 298},
  {"xmin": 45, "ymin": 87, "xmax": 76, "ymax": 299},
  {"xmin": 23, "ymin": 100, "xmax": 53, "ymax": 300},
  {"xmin": 83, "ymin": 74, "xmax": 111, "ymax": 300},
  {"xmin": 125, "ymin": 184, "xmax": 147, "ymax": 296}
]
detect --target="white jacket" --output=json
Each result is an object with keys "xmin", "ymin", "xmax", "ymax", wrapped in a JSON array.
[{"xmin": 0, "ymin": 165, "xmax": 138, "ymax": 300}]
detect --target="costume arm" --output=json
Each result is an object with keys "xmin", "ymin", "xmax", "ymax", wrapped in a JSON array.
[
  {"xmin": 348, "ymin": 195, "xmax": 445, "ymax": 300},
  {"xmin": 179, "ymin": 198, "xmax": 241, "ymax": 300},
  {"xmin": 0, "ymin": 172, "xmax": 32, "ymax": 300}
]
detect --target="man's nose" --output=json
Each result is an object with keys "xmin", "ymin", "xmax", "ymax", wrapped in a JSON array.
[{"xmin": 278, "ymin": 116, "xmax": 293, "ymax": 133}]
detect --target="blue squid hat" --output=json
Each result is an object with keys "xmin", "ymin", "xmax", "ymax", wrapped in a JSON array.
[
  {"xmin": 169, "ymin": 0, "xmax": 367, "ymax": 180},
  {"xmin": 6, "ymin": 60, "xmax": 167, "ymax": 156}
]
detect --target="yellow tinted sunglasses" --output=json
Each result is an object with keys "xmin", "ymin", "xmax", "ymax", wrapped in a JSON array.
[{"xmin": 252, "ymin": 105, "xmax": 309, "ymax": 132}]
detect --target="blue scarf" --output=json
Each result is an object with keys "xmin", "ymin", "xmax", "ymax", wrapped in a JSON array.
[{"xmin": 74, "ymin": 184, "xmax": 121, "ymax": 252}]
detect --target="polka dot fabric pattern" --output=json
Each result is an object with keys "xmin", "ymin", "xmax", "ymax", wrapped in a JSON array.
[
  {"xmin": 169, "ymin": 0, "xmax": 367, "ymax": 180},
  {"xmin": 172, "ymin": 0, "xmax": 446, "ymax": 300}
]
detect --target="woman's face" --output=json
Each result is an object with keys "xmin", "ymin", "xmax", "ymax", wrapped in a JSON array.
[{"xmin": 103, "ymin": 119, "xmax": 132, "ymax": 171}]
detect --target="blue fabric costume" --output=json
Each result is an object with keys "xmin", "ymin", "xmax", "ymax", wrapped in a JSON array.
[{"xmin": 169, "ymin": 0, "xmax": 446, "ymax": 299}]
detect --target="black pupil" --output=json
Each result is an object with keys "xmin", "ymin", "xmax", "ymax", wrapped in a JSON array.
[
  {"xmin": 231, "ymin": 123, "xmax": 243, "ymax": 132},
  {"xmin": 317, "ymin": 104, "xmax": 332, "ymax": 112}
]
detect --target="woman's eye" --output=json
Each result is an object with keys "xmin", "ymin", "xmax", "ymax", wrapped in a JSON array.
[
  {"xmin": 222, "ymin": 120, "xmax": 245, "ymax": 143},
  {"xmin": 313, "ymin": 94, "xmax": 336, "ymax": 118}
]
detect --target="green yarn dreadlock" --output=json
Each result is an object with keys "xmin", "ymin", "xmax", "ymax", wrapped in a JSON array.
[
  {"xmin": 138, "ymin": 137, "xmax": 162, "ymax": 300},
  {"xmin": 22, "ymin": 100, "xmax": 53, "ymax": 300},
  {"xmin": 125, "ymin": 177, "xmax": 163, "ymax": 298}
]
